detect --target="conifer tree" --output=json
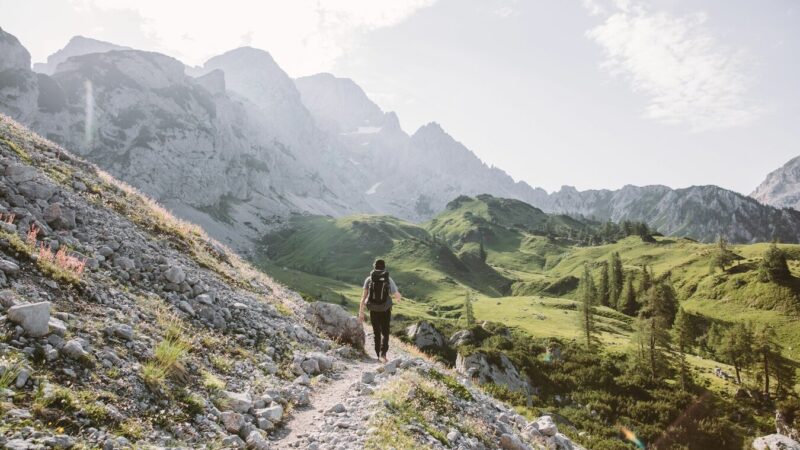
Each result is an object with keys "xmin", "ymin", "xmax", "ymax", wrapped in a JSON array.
[
  {"xmin": 672, "ymin": 308, "xmax": 694, "ymax": 389},
  {"xmin": 609, "ymin": 252, "xmax": 623, "ymax": 307},
  {"xmin": 621, "ymin": 275, "xmax": 638, "ymax": 316},
  {"xmin": 463, "ymin": 292, "xmax": 475, "ymax": 326},
  {"xmin": 578, "ymin": 264, "xmax": 597, "ymax": 349},
  {"xmin": 598, "ymin": 262, "xmax": 610, "ymax": 307},
  {"xmin": 718, "ymin": 322, "xmax": 753, "ymax": 385},
  {"xmin": 759, "ymin": 241, "xmax": 791, "ymax": 282}
]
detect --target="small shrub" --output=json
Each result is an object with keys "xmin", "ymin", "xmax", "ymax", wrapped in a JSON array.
[
  {"xmin": 118, "ymin": 418, "xmax": 148, "ymax": 441},
  {"xmin": 0, "ymin": 364, "xmax": 20, "ymax": 389},
  {"xmin": 141, "ymin": 362, "xmax": 167, "ymax": 388},
  {"xmin": 154, "ymin": 339, "xmax": 189, "ymax": 371},
  {"xmin": 201, "ymin": 370, "xmax": 225, "ymax": 391},
  {"xmin": 210, "ymin": 355, "xmax": 233, "ymax": 374}
]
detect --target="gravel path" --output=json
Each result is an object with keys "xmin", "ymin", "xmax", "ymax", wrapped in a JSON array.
[{"xmin": 272, "ymin": 324, "xmax": 402, "ymax": 449}]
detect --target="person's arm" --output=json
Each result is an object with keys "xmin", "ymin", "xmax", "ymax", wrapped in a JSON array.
[
  {"xmin": 390, "ymin": 277, "xmax": 401, "ymax": 303},
  {"xmin": 358, "ymin": 287, "xmax": 368, "ymax": 322}
]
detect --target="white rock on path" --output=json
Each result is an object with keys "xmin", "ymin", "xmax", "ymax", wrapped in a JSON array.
[
  {"xmin": 753, "ymin": 434, "xmax": 800, "ymax": 450},
  {"xmin": 220, "ymin": 391, "xmax": 252, "ymax": 414},
  {"xmin": 7, "ymin": 302, "xmax": 51, "ymax": 337}
]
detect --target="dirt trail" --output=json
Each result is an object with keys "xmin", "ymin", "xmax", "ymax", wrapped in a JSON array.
[{"xmin": 272, "ymin": 325, "xmax": 400, "ymax": 449}]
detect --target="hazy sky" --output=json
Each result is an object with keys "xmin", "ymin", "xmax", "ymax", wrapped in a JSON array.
[{"xmin": 1, "ymin": 0, "xmax": 798, "ymax": 194}]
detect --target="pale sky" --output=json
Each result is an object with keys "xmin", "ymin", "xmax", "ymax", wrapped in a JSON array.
[{"xmin": 1, "ymin": 0, "xmax": 798, "ymax": 194}]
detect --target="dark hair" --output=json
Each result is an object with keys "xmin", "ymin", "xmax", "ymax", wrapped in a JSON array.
[{"xmin": 374, "ymin": 259, "xmax": 386, "ymax": 270}]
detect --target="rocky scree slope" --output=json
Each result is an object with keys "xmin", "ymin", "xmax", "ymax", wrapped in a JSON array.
[{"xmin": 0, "ymin": 114, "xmax": 585, "ymax": 449}]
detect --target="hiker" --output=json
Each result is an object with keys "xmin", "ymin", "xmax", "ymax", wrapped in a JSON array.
[{"xmin": 358, "ymin": 259, "xmax": 401, "ymax": 362}]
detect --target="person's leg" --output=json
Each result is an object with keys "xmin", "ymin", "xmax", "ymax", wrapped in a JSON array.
[
  {"xmin": 369, "ymin": 311, "xmax": 382, "ymax": 358},
  {"xmin": 379, "ymin": 309, "xmax": 391, "ymax": 358}
]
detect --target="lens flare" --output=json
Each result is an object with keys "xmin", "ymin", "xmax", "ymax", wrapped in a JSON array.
[
  {"xmin": 83, "ymin": 79, "xmax": 94, "ymax": 147},
  {"xmin": 620, "ymin": 425, "xmax": 645, "ymax": 449}
]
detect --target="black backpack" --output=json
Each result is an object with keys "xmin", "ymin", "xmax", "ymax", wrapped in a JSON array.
[{"xmin": 367, "ymin": 270, "xmax": 391, "ymax": 306}]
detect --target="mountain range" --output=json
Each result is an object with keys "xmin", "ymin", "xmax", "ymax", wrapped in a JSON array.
[{"xmin": 1, "ymin": 27, "xmax": 798, "ymax": 249}]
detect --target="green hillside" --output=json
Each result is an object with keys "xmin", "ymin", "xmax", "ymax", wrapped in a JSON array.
[{"xmin": 256, "ymin": 194, "xmax": 800, "ymax": 449}]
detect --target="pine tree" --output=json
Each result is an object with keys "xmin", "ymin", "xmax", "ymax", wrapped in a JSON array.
[
  {"xmin": 636, "ymin": 280, "xmax": 674, "ymax": 380},
  {"xmin": 710, "ymin": 236, "xmax": 741, "ymax": 272},
  {"xmin": 672, "ymin": 307, "xmax": 694, "ymax": 389},
  {"xmin": 755, "ymin": 325, "xmax": 779, "ymax": 401},
  {"xmin": 621, "ymin": 275, "xmax": 638, "ymax": 316},
  {"xmin": 598, "ymin": 262, "xmax": 610, "ymax": 307},
  {"xmin": 759, "ymin": 241, "xmax": 791, "ymax": 283},
  {"xmin": 609, "ymin": 252, "xmax": 624, "ymax": 307},
  {"xmin": 463, "ymin": 292, "xmax": 475, "ymax": 326},
  {"xmin": 718, "ymin": 322, "xmax": 753, "ymax": 385},
  {"xmin": 578, "ymin": 264, "xmax": 597, "ymax": 349},
  {"xmin": 638, "ymin": 265, "xmax": 652, "ymax": 299}
]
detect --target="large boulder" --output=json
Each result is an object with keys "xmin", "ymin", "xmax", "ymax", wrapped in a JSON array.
[
  {"xmin": 456, "ymin": 351, "xmax": 530, "ymax": 394},
  {"xmin": 449, "ymin": 329, "xmax": 474, "ymax": 347},
  {"xmin": 304, "ymin": 301, "xmax": 364, "ymax": 349},
  {"xmin": 7, "ymin": 301, "xmax": 51, "ymax": 337},
  {"xmin": 43, "ymin": 203, "xmax": 76, "ymax": 230},
  {"xmin": 753, "ymin": 434, "xmax": 800, "ymax": 450},
  {"xmin": 406, "ymin": 321, "xmax": 445, "ymax": 349}
]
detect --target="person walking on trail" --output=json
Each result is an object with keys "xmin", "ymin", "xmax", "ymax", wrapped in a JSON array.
[{"xmin": 358, "ymin": 259, "xmax": 401, "ymax": 363}]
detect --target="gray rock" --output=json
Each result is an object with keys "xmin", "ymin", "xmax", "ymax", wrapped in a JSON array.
[
  {"xmin": 62, "ymin": 339, "xmax": 88, "ymax": 360},
  {"xmin": 456, "ymin": 351, "xmax": 530, "ymax": 394},
  {"xmin": 499, "ymin": 433, "xmax": 531, "ymax": 450},
  {"xmin": 753, "ymin": 434, "xmax": 800, "ymax": 450},
  {"xmin": 221, "ymin": 435, "xmax": 245, "ymax": 449},
  {"xmin": 245, "ymin": 430, "xmax": 270, "ymax": 450},
  {"xmin": 14, "ymin": 368, "xmax": 29, "ymax": 388},
  {"xmin": 406, "ymin": 321, "xmax": 445, "ymax": 349},
  {"xmin": 361, "ymin": 371, "xmax": 376, "ymax": 384},
  {"xmin": 257, "ymin": 403, "xmax": 283, "ymax": 422},
  {"xmin": 113, "ymin": 324, "xmax": 134, "ymax": 341},
  {"xmin": 48, "ymin": 317, "xmax": 67, "ymax": 336},
  {"xmin": 533, "ymin": 415, "xmax": 558, "ymax": 437},
  {"xmin": 43, "ymin": 203, "xmax": 76, "ymax": 230},
  {"xmin": 220, "ymin": 391, "xmax": 252, "ymax": 414},
  {"xmin": 449, "ymin": 329, "xmax": 474, "ymax": 347},
  {"xmin": 0, "ymin": 259, "xmax": 19, "ymax": 274},
  {"xmin": 114, "ymin": 256, "xmax": 135, "ymax": 271},
  {"xmin": 4, "ymin": 164, "xmax": 35, "ymax": 183},
  {"xmin": 7, "ymin": 302, "xmax": 51, "ymax": 337},
  {"xmin": 164, "ymin": 265, "xmax": 186, "ymax": 284},
  {"xmin": 220, "ymin": 411, "xmax": 245, "ymax": 433},
  {"xmin": 98, "ymin": 246, "xmax": 114, "ymax": 257},
  {"xmin": 304, "ymin": 301, "xmax": 365, "ymax": 349}
]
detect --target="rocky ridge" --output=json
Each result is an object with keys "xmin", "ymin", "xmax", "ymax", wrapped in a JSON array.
[{"xmin": 0, "ymin": 113, "xmax": 584, "ymax": 448}]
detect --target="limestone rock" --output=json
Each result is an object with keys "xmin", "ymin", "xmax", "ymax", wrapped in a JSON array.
[
  {"xmin": 455, "ymin": 351, "xmax": 530, "ymax": 394},
  {"xmin": 753, "ymin": 434, "xmax": 800, "ymax": 450},
  {"xmin": 304, "ymin": 301, "xmax": 365, "ymax": 349},
  {"xmin": 406, "ymin": 321, "xmax": 445, "ymax": 349},
  {"xmin": 7, "ymin": 302, "xmax": 51, "ymax": 337}
]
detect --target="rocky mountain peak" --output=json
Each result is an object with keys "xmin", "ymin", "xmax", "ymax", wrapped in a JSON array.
[
  {"xmin": 55, "ymin": 50, "xmax": 188, "ymax": 90},
  {"xmin": 751, "ymin": 155, "xmax": 800, "ymax": 211},
  {"xmin": 295, "ymin": 72, "xmax": 389, "ymax": 134},
  {"xmin": 32, "ymin": 35, "xmax": 129, "ymax": 75},
  {"xmin": 0, "ymin": 27, "xmax": 31, "ymax": 71},
  {"xmin": 203, "ymin": 46, "xmax": 298, "ymax": 104}
]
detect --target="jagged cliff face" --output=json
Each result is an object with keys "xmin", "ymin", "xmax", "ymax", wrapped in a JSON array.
[
  {"xmin": 295, "ymin": 73, "xmax": 546, "ymax": 221},
  {"xmin": 752, "ymin": 155, "xmax": 800, "ymax": 211},
  {"xmin": 0, "ymin": 30, "xmax": 373, "ymax": 252},
  {"xmin": 1, "ymin": 28, "xmax": 799, "ymax": 244}
]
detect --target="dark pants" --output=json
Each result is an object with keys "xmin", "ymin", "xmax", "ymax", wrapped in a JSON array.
[{"xmin": 369, "ymin": 308, "xmax": 391, "ymax": 357}]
